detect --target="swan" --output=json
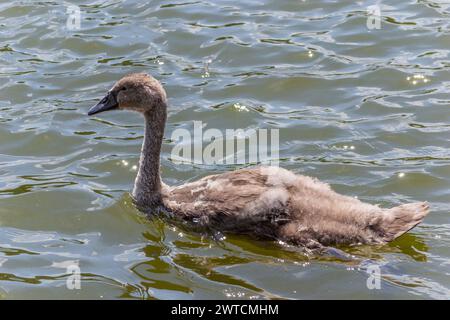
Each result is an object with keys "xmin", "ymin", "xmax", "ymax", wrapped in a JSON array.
[{"xmin": 87, "ymin": 73, "xmax": 429, "ymax": 249}]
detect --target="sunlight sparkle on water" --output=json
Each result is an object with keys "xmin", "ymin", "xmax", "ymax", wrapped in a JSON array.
[
  {"xmin": 233, "ymin": 103, "xmax": 249, "ymax": 112},
  {"xmin": 407, "ymin": 74, "xmax": 430, "ymax": 85}
]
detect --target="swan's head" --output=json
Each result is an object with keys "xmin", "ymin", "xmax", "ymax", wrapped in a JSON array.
[{"xmin": 88, "ymin": 73, "xmax": 167, "ymax": 116}]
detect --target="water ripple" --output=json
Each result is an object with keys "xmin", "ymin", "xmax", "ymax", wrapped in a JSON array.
[{"xmin": 0, "ymin": 0, "xmax": 448, "ymax": 299}]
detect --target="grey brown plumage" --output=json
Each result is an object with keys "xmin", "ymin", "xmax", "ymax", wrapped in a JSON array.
[
  {"xmin": 88, "ymin": 73, "xmax": 430, "ymax": 249},
  {"xmin": 163, "ymin": 166, "xmax": 429, "ymax": 247}
]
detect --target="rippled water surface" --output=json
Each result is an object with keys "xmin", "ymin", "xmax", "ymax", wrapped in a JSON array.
[{"xmin": 0, "ymin": 0, "xmax": 449, "ymax": 299}]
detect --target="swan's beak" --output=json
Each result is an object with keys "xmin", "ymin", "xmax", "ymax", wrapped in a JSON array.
[{"xmin": 88, "ymin": 91, "xmax": 118, "ymax": 116}]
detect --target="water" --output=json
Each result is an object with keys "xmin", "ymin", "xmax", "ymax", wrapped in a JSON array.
[{"xmin": 0, "ymin": 0, "xmax": 449, "ymax": 299}]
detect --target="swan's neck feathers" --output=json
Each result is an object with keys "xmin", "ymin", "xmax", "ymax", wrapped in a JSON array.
[{"xmin": 132, "ymin": 107, "xmax": 166, "ymax": 206}]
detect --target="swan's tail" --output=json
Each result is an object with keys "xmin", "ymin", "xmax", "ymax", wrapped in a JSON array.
[{"xmin": 380, "ymin": 202, "xmax": 430, "ymax": 242}]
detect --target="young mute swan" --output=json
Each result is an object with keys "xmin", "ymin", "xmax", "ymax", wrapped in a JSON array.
[{"xmin": 88, "ymin": 73, "xmax": 429, "ymax": 249}]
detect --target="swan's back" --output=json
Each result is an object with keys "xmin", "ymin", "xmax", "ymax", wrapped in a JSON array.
[{"xmin": 162, "ymin": 166, "xmax": 429, "ymax": 247}]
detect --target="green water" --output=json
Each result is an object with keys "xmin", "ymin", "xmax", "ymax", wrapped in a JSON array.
[{"xmin": 0, "ymin": 0, "xmax": 449, "ymax": 299}]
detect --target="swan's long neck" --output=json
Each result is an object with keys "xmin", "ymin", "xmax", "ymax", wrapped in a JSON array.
[{"xmin": 132, "ymin": 106, "xmax": 167, "ymax": 207}]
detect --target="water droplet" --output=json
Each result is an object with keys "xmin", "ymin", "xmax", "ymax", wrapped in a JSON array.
[{"xmin": 398, "ymin": 172, "xmax": 405, "ymax": 178}]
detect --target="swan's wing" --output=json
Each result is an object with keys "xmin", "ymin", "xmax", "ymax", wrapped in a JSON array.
[
  {"xmin": 165, "ymin": 168, "xmax": 267, "ymax": 214},
  {"xmin": 163, "ymin": 167, "xmax": 300, "ymax": 234}
]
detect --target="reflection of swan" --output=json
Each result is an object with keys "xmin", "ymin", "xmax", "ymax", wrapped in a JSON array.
[
  {"xmin": 88, "ymin": 73, "xmax": 430, "ymax": 249},
  {"xmin": 388, "ymin": 233, "xmax": 429, "ymax": 262},
  {"xmin": 338, "ymin": 232, "xmax": 429, "ymax": 262}
]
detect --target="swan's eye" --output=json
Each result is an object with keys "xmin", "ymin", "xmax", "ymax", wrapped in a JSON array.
[{"xmin": 120, "ymin": 87, "xmax": 127, "ymax": 91}]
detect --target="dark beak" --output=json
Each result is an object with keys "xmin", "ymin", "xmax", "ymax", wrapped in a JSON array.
[{"xmin": 88, "ymin": 91, "xmax": 118, "ymax": 116}]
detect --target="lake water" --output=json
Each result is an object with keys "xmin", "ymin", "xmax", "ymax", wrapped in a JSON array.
[{"xmin": 0, "ymin": 0, "xmax": 449, "ymax": 299}]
